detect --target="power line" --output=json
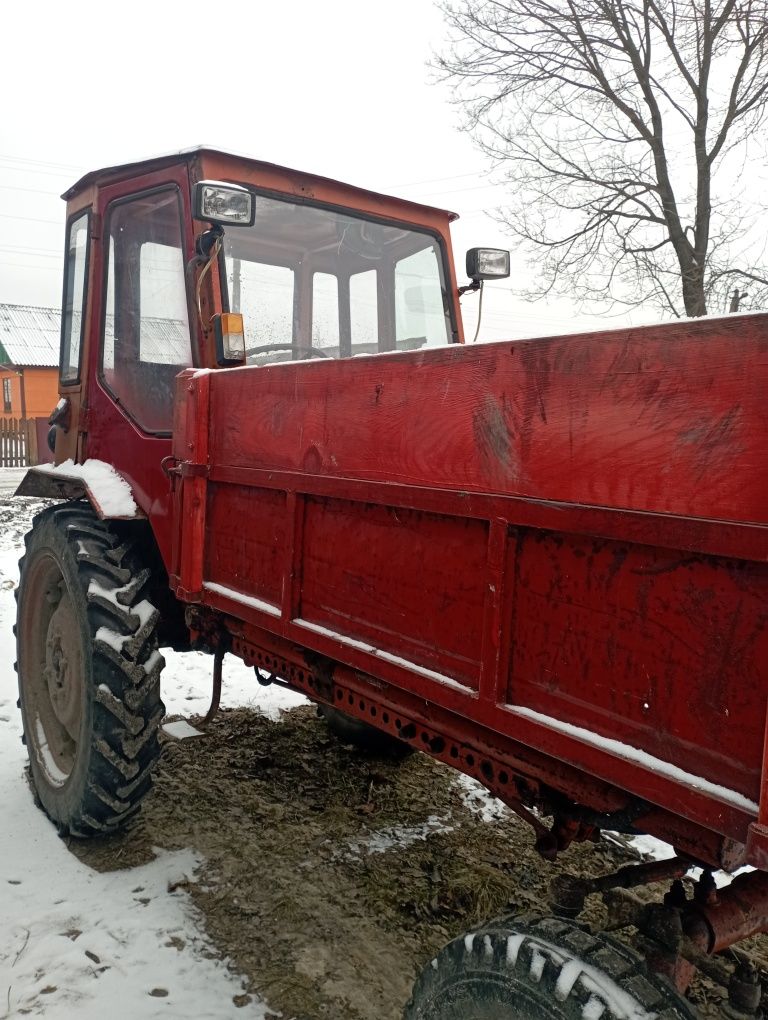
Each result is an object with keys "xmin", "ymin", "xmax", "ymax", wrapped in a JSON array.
[
  {"xmin": 0, "ymin": 245, "xmax": 62, "ymax": 258},
  {"xmin": 0, "ymin": 183, "xmax": 63, "ymax": 197},
  {"xmin": 0, "ymin": 162, "xmax": 78, "ymax": 180},
  {"xmin": 0, "ymin": 260, "xmax": 60, "ymax": 272},
  {"xmin": 0, "ymin": 153, "xmax": 87, "ymax": 173},
  {"xmin": 384, "ymin": 170, "xmax": 489, "ymax": 189},
  {"xmin": 403, "ymin": 180, "xmax": 508, "ymax": 200},
  {"xmin": 0, "ymin": 212, "xmax": 63, "ymax": 225}
]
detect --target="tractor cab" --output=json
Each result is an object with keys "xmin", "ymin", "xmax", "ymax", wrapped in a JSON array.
[{"xmin": 36, "ymin": 147, "xmax": 508, "ymax": 554}]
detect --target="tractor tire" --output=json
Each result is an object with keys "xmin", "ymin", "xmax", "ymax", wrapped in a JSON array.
[
  {"xmin": 404, "ymin": 914, "xmax": 698, "ymax": 1020},
  {"xmin": 16, "ymin": 503, "xmax": 165, "ymax": 837},
  {"xmin": 319, "ymin": 705, "xmax": 414, "ymax": 759}
]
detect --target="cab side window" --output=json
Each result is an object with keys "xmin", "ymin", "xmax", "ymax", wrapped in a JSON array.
[
  {"xmin": 60, "ymin": 211, "xmax": 90, "ymax": 383},
  {"xmin": 101, "ymin": 188, "xmax": 191, "ymax": 433}
]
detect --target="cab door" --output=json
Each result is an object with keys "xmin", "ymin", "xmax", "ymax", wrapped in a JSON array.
[{"xmin": 84, "ymin": 165, "xmax": 196, "ymax": 569}]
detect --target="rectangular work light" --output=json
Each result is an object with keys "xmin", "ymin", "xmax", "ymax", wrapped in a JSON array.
[
  {"xmin": 194, "ymin": 181, "xmax": 256, "ymax": 227},
  {"xmin": 466, "ymin": 248, "xmax": 511, "ymax": 281}
]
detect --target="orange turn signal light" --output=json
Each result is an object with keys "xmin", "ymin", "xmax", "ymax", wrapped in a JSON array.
[{"xmin": 213, "ymin": 312, "xmax": 246, "ymax": 363}]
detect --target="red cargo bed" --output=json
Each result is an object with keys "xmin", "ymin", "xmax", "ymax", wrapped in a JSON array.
[{"xmin": 170, "ymin": 312, "xmax": 768, "ymax": 870}]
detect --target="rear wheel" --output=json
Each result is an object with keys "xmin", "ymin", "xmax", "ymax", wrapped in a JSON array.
[
  {"xmin": 16, "ymin": 504, "xmax": 165, "ymax": 836},
  {"xmin": 319, "ymin": 705, "xmax": 414, "ymax": 758},
  {"xmin": 405, "ymin": 914, "xmax": 698, "ymax": 1019}
]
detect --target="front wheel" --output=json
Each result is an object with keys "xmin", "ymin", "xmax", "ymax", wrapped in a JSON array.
[
  {"xmin": 16, "ymin": 504, "xmax": 165, "ymax": 836},
  {"xmin": 405, "ymin": 914, "xmax": 698, "ymax": 1019}
]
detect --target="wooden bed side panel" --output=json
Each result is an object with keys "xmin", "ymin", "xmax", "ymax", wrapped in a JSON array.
[{"xmin": 208, "ymin": 313, "xmax": 768, "ymax": 527}]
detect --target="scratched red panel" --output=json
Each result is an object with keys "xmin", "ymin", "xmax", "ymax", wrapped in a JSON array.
[
  {"xmin": 506, "ymin": 529, "xmax": 768, "ymax": 801},
  {"xmin": 207, "ymin": 313, "xmax": 768, "ymax": 527},
  {"xmin": 204, "ymin": 483, "xmax": 286, "ymax": 606},
  {"xmin": 299, "ymin": 497, "xmax": 488, "ymax": 688}
]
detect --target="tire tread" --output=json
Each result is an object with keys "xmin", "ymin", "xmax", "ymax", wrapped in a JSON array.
[{"xmin": 16, "ymin": 502, "xmax": 165, "ymax": 837}]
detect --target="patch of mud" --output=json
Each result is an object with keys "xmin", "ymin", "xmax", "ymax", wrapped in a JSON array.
[{"xmin": 66, "ymin": 703, "xmax": 750, "ymax": 1019}]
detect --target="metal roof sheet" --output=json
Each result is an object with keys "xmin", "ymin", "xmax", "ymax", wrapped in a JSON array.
[
  {"xmin": 0, "ymin": 304, "xmax": 61, "ymax": 367},
  {"xmin": 0, "ymin": 304, "xmax": 191, "ymax": 370}
]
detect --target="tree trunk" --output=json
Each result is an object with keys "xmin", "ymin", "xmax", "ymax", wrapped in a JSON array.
[{"xmin": 681, "ymin": 263, "xmax": 707, "ymax": 317}]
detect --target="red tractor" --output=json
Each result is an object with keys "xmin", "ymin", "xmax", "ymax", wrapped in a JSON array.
[{"xmin": 14, "ymin": 147, "xmax": 768, "ymax": 1018}]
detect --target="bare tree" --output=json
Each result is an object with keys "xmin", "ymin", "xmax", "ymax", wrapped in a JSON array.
[{"xmin": 437, "ymin": 0, "xmax": 768, "ymax": 317}]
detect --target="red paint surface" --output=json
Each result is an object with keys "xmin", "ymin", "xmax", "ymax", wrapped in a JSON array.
[{"xmin": 174, "ymin": 314, "xmax": 768, "ymax": 867}]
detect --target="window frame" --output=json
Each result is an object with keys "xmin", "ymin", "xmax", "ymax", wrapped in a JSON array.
[
  {"xmin": 98, "ymin": 184, "xmax": 192, "ymax": 437},
  {"xmin": 2, "ymin": 377, "xmax": 11, "ymax": 414},
  {"xmin": 310, "ymin": 269, "xmax": 342, "ymax": 352},
  {"xmin": 59, "ymin": 207, "xmax": 91, "ymax": 385},
  {"xmin": 220, "ymin": 186, "xmax": 459, "ymax": 351}
]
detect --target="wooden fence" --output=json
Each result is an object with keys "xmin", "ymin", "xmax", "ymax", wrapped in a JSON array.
[{"xmin": 0, "ymin": 418, "xmax": 38, "ymax": 467}]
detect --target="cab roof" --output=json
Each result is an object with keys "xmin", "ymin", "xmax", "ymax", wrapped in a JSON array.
[{"xmin": 62, "ymin": 145, "xmax": 459, "ymax": 222}]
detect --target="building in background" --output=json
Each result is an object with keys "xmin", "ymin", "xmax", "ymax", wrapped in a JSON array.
[{"xmin": 0, "ymin": 304, "xmax": 60, "ymax": 421}]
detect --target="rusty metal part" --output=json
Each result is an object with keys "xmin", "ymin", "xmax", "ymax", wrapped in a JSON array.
[
  {"xmin": 604, "ymin": 888, "xmax": 731, "ymax": 990},
  {"xmin": 694, "ymin": 869, "xmax": 719, "ymax": 907},
  {"xmin": 551, "ymin": 856, "xmax": 689, "ymax": 918},
  {"xmin": 723, "ymin": 958, "xmax": 762, "ymax": 1018},
  {"xmin": 636, "ymin": 901, "xmax": 698, "ymax": 992},
  {"xmin": 687, "ymin": 870, "xmax": 768, "ymax": 955},
  {"xmin": 604, "ymin": 877, "xmax": 768, "ymax": 1001},
  {"xmin": 202, "ymin": 645, "xmax": 224, "ymax": 727},
  {"xmin": 665, "ymin": 879, "xmax": 689, "ymax": 909},
  {"xmin": 185, "ymin": 605, "xmax": 224, "ymax": 654}
]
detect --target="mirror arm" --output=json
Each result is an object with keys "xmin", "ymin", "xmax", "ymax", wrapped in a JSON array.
[
  {"xmin": 196, "ymin": 224, "xmax": 224, "ymax": 258},
  {"xmin": 458, "ymin": 279, "xmax": 481, "ymax": 297}
]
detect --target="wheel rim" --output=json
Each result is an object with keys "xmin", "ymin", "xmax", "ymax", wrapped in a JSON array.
[{"xmin": 20, "ymin": 551, "xmax": 84, "ymax": 787}]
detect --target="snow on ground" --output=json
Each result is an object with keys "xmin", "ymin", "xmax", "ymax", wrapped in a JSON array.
[
  {"xmin": 0, "ymin": 469, "xmax": 27, "ymax": 498},
  {"xmin": 342, "ymin": 815, "xmax": 455, "ymax": 861},
  {"xmin": 0, "ymin": 477, "xmax": 305, "ymax": 1019},
  {"xmin": 162, "ymin": 648, "xmax": 305, "ymax": 722},
  {"xmin": 455, "ymin": 773, "xmax": 511, "ymax": 824}
]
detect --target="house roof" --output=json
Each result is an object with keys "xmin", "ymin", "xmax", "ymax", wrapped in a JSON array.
[
  {"xmin": 0, "ymin": 303, "xmax": 190, "ymax": 369},
  {"xmin": 0, "ymin": 304, "xmax": 60, "ymax": 368}
]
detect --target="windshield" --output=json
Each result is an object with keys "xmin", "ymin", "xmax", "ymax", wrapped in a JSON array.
[{"xmin": 222, "ymin": 194, "xmax": 454, "ymax": 363}]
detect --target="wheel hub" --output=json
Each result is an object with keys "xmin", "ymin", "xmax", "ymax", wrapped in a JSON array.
[
  {"xmin": 43, "ymin": 594, "xmax": 82, "ymax": 741},
  {"xmin": 20, "ymin": 554, "xmax": 85, "ymax": 786}
]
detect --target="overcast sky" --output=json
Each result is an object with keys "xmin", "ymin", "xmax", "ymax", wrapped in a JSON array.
[{"xmin": 0, "ymin": 0, "xmax": 648, "ymax": 341}]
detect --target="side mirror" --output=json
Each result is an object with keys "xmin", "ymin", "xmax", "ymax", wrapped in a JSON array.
[
  {"xmin": 465, "ymin": 248, "xmax": 510, "ymax": 282},
  {"xmin": 193, "ymin": 181, "xmax": 256, "ymax": 227}
]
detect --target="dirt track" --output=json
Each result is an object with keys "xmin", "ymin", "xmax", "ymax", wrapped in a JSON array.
[{"xmin": 64, "ymin": 700, "xmax": 753, "ymax": 1019}]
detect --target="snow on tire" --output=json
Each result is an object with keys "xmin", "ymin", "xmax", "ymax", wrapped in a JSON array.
[
  {"xmin": 16, "ymin": 503, "xmax": 165, "ymax": 836},
  {"xmin": 404, "ymin": 914, "xmax": 698, "ymax": 1019}
]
